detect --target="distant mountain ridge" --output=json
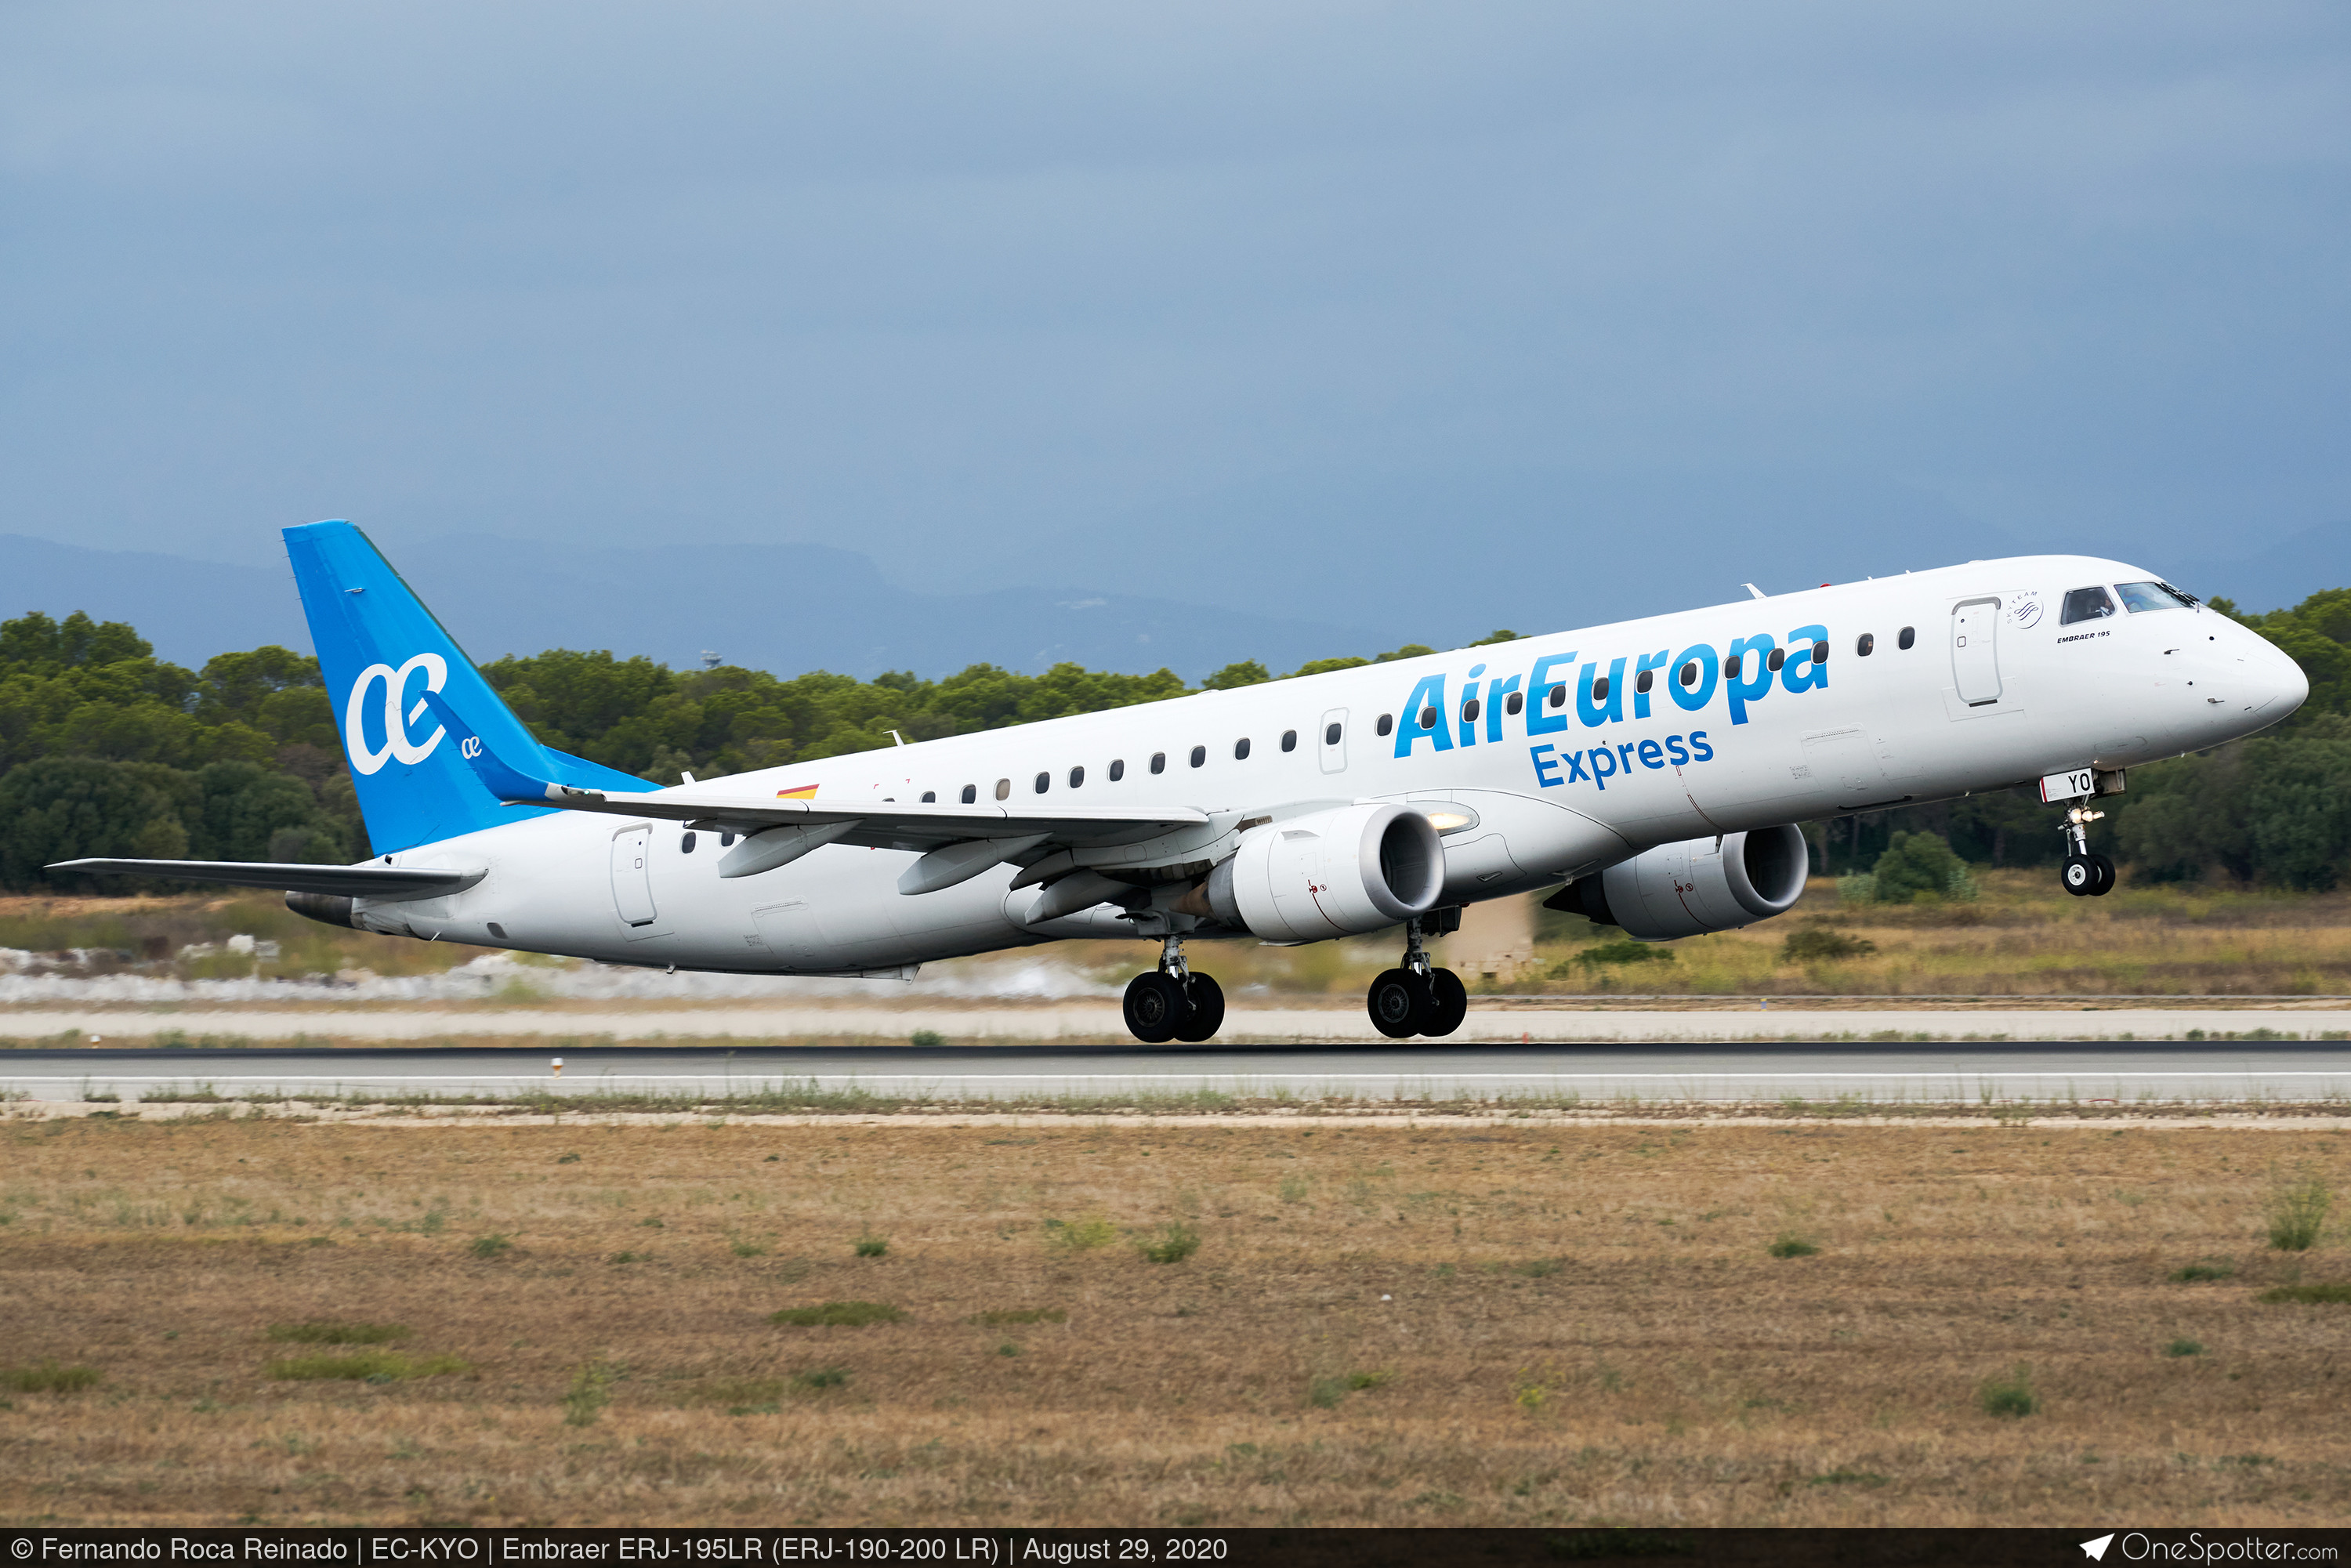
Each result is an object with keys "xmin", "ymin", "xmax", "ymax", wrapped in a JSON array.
[
  {"xmin": 0, "ymin": 532, "xmax": 1389, "ymax": 681},
  {"xmin": 1, "ymin": 521, "xmax": 2338, "ymax": 679}
]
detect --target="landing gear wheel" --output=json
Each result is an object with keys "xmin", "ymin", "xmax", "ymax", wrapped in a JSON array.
[
  {"xmin": 1418, "ymin": 968, "xmax": 1468, "ymax": 1037},
  {"xmin": 2088, "ymin": 853, "xmax": 2116, "ymax": 896},
  {"xmin": 1123, "ymin": 971, "xmax": 1188, "ymax": 1044},
  {"xmin": 2062, "ymin": 855, "xmax": 2097, "ymax": 897},
  {"xmin": 1367, "ymin": 968, "xmax": 1424, "ymax": 1039},
  {"xmin": 1173, "ymin": 972, "xmax": 1226, "ymax": 1042}
]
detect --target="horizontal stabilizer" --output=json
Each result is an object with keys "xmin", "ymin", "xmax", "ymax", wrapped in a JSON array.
[{"xmin": 46, "ymin": 859, "xmax": 483, "ymax": 900}]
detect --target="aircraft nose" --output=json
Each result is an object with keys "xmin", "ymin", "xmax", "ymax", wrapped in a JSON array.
[{"xmin": 2261, "ymin": 640, "xmax": 2310, "ymax": 716}]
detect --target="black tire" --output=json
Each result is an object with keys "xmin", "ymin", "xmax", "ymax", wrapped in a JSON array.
[
  {"xmin": 1421, "ymin": 968, "xmax": 1469, "ymax": 1037},
  {"xmin": 2089, "ymin": 853, "xmax": 2117, "ymax": 896},
  {"xmin": 1367, "ymin": 968, "xmax": 1423, "ymax": 1038},
  {"xmin": 1173, "ymin": 973, "xmax": 1226, "ymax": 1042},
  {"xmin": 2061, "ymin": 855, "xmax": 2096, "ymax": 896},
  {"xmin": 1123, "ymin": 972, "xmax": 1188, "ymax": 1044}
]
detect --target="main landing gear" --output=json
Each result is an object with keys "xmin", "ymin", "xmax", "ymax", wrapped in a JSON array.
[
  {"xmin": 1367, "ymin": 917, "xmax": 1468, "ymax": 1040},
  {"xmin": 1122, "ymin": 934, "xmax": 1226, "ymax": 1045},
  {"xmin": 2058, "ymin": 802, "xmax": 2115, "ymax": 897}
]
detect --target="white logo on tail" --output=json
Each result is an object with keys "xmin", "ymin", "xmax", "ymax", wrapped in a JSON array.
[{"xmin": 343, "ymin": 654, "xmax": 449, "ymax": 775}]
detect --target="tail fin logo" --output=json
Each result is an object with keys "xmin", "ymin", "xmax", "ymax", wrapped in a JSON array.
[{"xmin": 343, "ymin": 654, "xmax": 450, "ymax": 775}]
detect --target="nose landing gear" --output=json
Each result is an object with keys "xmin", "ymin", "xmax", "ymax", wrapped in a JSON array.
[
  {"xmin": 1367, "ymin": 917, "xmax": 1468, "ymax": 1039},
  {"xmin": 2058, "ymin": 802, "xmax": 2115, "ymax": 897},
  {"xmin": 1121, "ymin": 933, "xmax": 1226, "ymax": 1044}
]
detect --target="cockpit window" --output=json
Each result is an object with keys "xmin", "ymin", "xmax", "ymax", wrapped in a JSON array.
[
  {"xmin": 2060, "ymin": 586, "xmax": 2117, "ymax": 625},
  {"xmin": 2116, "ymin": 580, "xmax": 2194, "ymax": 614}
]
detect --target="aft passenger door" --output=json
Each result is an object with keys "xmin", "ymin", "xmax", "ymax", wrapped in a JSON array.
[
  {"xmin": 1951, "ymin": 598, "xmax": 2002, "ymax": 706},
  {"xmin": 609, "ymin": 825, "xmax": 657, "ymax": 928}
]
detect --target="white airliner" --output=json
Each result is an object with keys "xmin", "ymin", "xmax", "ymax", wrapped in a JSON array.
[{"xmin": 58, "ymin": 523, "xmax": 2306, "ymax": 1042}]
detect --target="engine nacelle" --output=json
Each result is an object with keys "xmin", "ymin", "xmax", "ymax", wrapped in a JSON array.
[
  {"xmin": 1556, "ymin": 824, "xmax": 1808, "ymax": 941},
  {"xmin": 1203, "ymin": 802, "xmax": 1444, "ymax": 942}
]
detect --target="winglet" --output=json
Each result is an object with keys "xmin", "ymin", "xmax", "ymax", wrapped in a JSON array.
[{"xmin": 418, "ymin": 690, "xmax": 607, "ymax": 807}]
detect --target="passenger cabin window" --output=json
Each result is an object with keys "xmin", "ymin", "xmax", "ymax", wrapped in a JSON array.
[
  {"xmin": 1857, "ymin": 633, "xmax": 1875, "ymax": 657},
  {"xmin": 1281, "ymin": 730, "xmax": 1297, "ymax": 751},
  {"xmin": 961, "ymin": 784, "xmax": 977, "ymax": 804},
  {"xmin": 1462, "ymin": 698, "xmax": 1480, "ymax": 722},
  {"xmin": 1376, "ymin": 714, "xmax": 1393, "ymax": 736},
  {"xmin": 2117, "ymin": 580, "xmax": 2194, "ymax": 614},
  {"xmin": 1505, "ymin": 692, "xmax": 1522, "ymax": 715},
  {"xmin": 1635, "ymin": 669, "xmax": 1653, "ymax": 693},
  {"xmin": 1069, "ymin": 766, "xmax": 1085, "ymax": 788},
  {"xmin": 1547, "ymin": 684, "xmax": 1566, "ymax": 708},
  {"xmin": 2062, "ymin": 585, "xmax": 2117, "ymax": 625},
  {"xmin": 1591, "ymin": 677, "xmax": 1610, "ymax": 701},
  {"xmin": 1109, "ymin": 759, "xmax": 1125, "ymax": 781},
  {"xmin": 1233, "ymin": 737, "xmax": 1251, "ymax": 760},
  {"xmin": 1813, "ymin": 640, "xmax": 1829, "ymax": 663},
  {"xmin": 1725, "ymin": 655, "xmax": 1741, "ymax": 679},
  {"xmin": 1897, "ymin": 626, "xmax": 1916, "ymax": 650},
  {"xmin": 994, "ymin": 779, "xmax": 1011, "ymax": 801},
  {"xmin": 1679, "ymin": 661, "xmax": 1697, "ymax": 686},
  {"xmin": 680, "ymin": 831, "xmax": 696, "ymax": 853},
  {"xmin": 1034, "ymin": 772, "xmax": 1050, "ymax": 794},
  {"xmin": 1150, "ymin": 751, "xmax": 1166, "ymax": 774},
  {"xmin": 1419, "ymin": 707, "xmax": 1439, "ymax": 730},
  {"xmin": 1766, "ymin": 648, "xmax": 1784, "ymax": 672},
  {"xmin": 1325, "ymin": 722, "xmax": 1342, "ymax": 744},
  {"xmin": 921, "ymin": 791, "xmax": 936, "ymax": 803},
  {"xmin": 1189, "ymin": 745, "xmax": 1206, "ymax": 768}
]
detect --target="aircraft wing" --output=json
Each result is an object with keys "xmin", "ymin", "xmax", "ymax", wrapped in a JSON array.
[
  {"xmin": 45, "ymin": 860, "xmax": 484, "ymax": 898},
  {"xmin": 422, "ymin": 690, "xmax": 1206, "ymax": 849}
]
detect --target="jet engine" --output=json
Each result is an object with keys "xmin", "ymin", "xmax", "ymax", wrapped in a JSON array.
[
  {"xmin": 1196, "ymin": 802, "xmax": 1444, "ymax": 942},
  {"xmin": 1549, "ymin": 824, "xmax": 1807, "ymax": 941}
]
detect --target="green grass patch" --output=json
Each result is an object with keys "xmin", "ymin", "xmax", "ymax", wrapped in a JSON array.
[
  {"xmin": 2164, "ymin": 1338, "xmax": 2205, "ymax": 1357},
  {"xmin": 2, "ymin": 1360, "xmax": 101, "ymax": 1393},
  {"xmin": 2170, "ymin": 1261, "xmax": 2235, "ymax": 1283},
  {"xmin": 2265, "ymin": 1166, "xmax": 2332, "ymax": 1251},
  {"xmin": 969, "ymin": 1308, "xmax": 1066, "ymax": 1327},
  {"xmin": 2258, "ymin": 1282, "xmax": 2351, "ymax": 1305},
  {"xmin": 792, "ymin": 1366, "xmax": 849, "ymax": 1390},
  {"xmin": 769, "ymin": 1301, "xmax": 903, "ymax": 1327},
  {"xmin": 469, "ymin": 1233, "xmax": 513, "ymax": 1259},
  {"xmin": 266, "ymin": 1321, "xmax": 409, "ymax": 1345},
  {"xmin": 1766, "ymin": 1234, "xmax": 1819, "ymax": 1258},
  {"xmin": 1137, "ymin": 1222, "xmax": 1201, "ymax": 1264},
  {"xmin": 265, "ymin": 1350, "xmax": 471, "ymax": 1382},
  {"xmin": 853, "ymin": 1233, "xmax": 889, "ymax": 1258},
  {"xmin": 1977, "ymin": 1363, "xmax": 2038, "ymax": 1418},
  {"xmin": 1042, "ymin": 1215, "xmax": 1118, "ymax": 1251},
  {"xmin": 563, "ymin": 1360, "xmax": 615, "ymax": 1427}
]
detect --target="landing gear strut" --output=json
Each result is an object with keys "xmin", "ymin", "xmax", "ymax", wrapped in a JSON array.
[
  {"xmin": 1121, "ymin": 933, "xmax": 1226, "ymax": 1044},
  {"xmin": 2058, "ymin": 802, "xmax": 2115, "ymax": 897},
  {"xmin": 1366, "ymin": 917, "xmax": 1468, "ymax": 1039}
]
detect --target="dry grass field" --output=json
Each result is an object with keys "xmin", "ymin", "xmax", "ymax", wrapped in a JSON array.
[{"xmin": 2, "ymin": 1114, "xmax": 2348, "ymax": 1527}]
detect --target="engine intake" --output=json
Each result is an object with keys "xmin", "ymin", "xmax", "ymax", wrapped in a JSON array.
[
  {"xmin": 1201, "ymin": 802, "xmax": 1444, "ymax": 942},
  {"xmin": 1550, "ymin": 824, "xmax": 1807, "ymax": 941}
]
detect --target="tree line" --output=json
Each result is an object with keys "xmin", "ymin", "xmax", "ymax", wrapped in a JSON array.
[{"xmin": 1, "ymin": 594, "xmax": 2345, "ymax": 893}]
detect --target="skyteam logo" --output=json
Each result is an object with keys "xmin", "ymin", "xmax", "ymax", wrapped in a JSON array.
[{"xmin": 342, "ymin": 653, "xmax": 450, "ymax": 776}]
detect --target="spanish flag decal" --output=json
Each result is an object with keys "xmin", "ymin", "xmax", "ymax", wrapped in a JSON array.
[{"xmin": 775, "ymin": 784, "xmax": 820, "ymax": 799}]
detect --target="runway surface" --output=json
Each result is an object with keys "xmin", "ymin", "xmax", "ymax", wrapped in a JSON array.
[{"xmin": 8, "ymin": 1039, "xmax": 2350, "ymax": 1104}]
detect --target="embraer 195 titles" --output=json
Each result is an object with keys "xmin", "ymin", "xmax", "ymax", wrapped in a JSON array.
[{"xmin": 58, "ymin": 523, "xmax": 2308, "ymax": 1041}]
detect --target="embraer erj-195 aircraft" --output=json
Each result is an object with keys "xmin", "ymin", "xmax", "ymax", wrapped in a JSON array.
[{"xmin": 59, "ymin": 523, "xmax": 2306, "ymax": 1042}]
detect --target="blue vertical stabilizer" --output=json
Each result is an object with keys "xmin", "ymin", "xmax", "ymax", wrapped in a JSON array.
[{"xmin": 284, "ymin": 520, "xmax": 645, "ymax": 854}]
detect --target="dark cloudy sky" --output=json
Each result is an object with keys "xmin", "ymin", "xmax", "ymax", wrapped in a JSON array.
[{"xmin": 4, "ymin": 2, "xmax": 2346, "ymax": 645}]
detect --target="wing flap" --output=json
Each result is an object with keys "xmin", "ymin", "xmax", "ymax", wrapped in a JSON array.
[{"xmin": 45, "ymin": 860, "xmax": 484, "ymax": 900}]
